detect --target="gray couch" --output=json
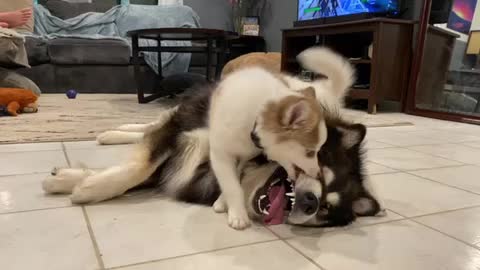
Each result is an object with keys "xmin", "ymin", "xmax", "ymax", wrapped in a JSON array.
[{"xmin": 17, "ymin": 0, "xmax": 234, "ymax": 94}]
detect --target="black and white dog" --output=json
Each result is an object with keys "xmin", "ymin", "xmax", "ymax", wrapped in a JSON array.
[{"xmin": 43, "ymin": 85, "xmax": 384, "ymax": 227}]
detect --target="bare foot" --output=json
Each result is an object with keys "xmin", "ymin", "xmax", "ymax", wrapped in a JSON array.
[
  {"xmin": 0, "ymin": 8, "xmax": 33, "ymax": 28},
  {"xmin": 0, "ymin": 22, "xmax": 9, "ymax": 28}
]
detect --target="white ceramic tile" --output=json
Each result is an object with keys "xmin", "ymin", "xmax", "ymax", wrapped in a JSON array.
[
  {"xmin": 86, "ymin": 199, "xmax": 277, "ymax": 268},
  {"xmin": 269, "ymin": 210, "xmax": 403, "ymax": 239},
  {"xmin": 401, "ymin": 130, "xmax": 480, "ymax": 143},
  {"xmin": 372, "ymin": 125, "xmax": 429, "ymax": 132},
  {"xmin": 364, "ymin": 140, "xmax": 394, "ymax": 150},
  {"xmin": 415, "ymin": 207, "xmax": 480, "ymax": 247},
  {"xmin": 365, "ymin": 162, "xmax": 397, "ymax": 175},
  {"xmin": 0, "ymin": 208, "xmax": 98, "ymax": 270},
  {"xmin": 66, "ymin": 145, "xmax": 133, "ymax": 168},
  {"xmin": 367, "ymin": 130, "xmax": 444, "ymax": 147},
  {"xmin": 435, "ymin": 125, "xmax": 480, "ymax": 136},
  {"xmin": 409, "ymin": 144, "xmax": 480, "ymax": 165},
  {"xmin": 0, "ymin": 173, "xmax": 71, "ymax": 213},
  {"xmin": 0, "ymin": 142, "xmax": 62, "ymax": 153},
  {"xmin": 121, "ymin": 241, "xmax": 319, "ymax": 270},
  {"xmin": 370, "ymin": 172, "xmax": 480, "ymax": 217},
  {"xmin": 0, "ymin": 150, "xmax": 67, "ymax": 176},
  {"xmin": 367, "ymin": 148, "xmax": 462, "ymax": 171},
  {"xmin": 288, "ymin": 220, "xmax": 480, "ymax": 270},
  {"xmin": 63, "ymin": 140, "xmax": 101, "ymax": 150},
  {"xmin": 462, "ymin": 141, "xmax": 480, "ymax": 149},
  {"xmin": 411, "ymin": 165, "xmax": 480, "ymax": 194}
]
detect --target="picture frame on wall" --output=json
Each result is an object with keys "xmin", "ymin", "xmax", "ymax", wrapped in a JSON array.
[
  {"xmin": 447, "ymin": 0, "xmax": 478, "ymax": 34},
  {"xmin": 241, "ymin": 16, "xmax": 260, "ymax": 36}
]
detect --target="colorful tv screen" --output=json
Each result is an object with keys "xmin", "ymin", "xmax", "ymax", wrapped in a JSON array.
[{"xmin": 298, "ymin": 0, "xmax": 399, "ymax": 21}]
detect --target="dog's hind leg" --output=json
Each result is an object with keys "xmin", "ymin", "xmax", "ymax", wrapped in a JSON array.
[
  {"xmin": 97, "ymin": 106, "xmax": 179, "ymax": 145},
  {"xmin": 97, "ymin": 131, "xmax": 144, "ymax": 145},
  {"xmin": 116, "ymin": 106, "xmax": 179, "ymax": 132},
  {"xmin": 72, "ymin": 116, "xmax": 178, "ymax": 204},
  {"xmin": 70, "ymin": 144, "xmax": 170, "ymax": 204}
]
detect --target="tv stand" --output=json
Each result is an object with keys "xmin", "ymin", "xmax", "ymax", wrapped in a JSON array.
[{"xmin": 282, "ymin": 18, "xmax": 414, "ymax": 114}]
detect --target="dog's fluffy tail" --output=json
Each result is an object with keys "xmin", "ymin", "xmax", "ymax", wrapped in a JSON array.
[{"xmin": 297, "ymin": 47, "xmax": 355, "ymax": 101}]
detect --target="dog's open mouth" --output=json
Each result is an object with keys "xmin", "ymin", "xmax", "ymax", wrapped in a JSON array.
[{"xmin": 253, "ymin": 168, "xmax": 296, "ymax": 225}]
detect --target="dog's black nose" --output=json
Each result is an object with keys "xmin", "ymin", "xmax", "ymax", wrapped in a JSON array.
[{"xmin": 299, "ymin": 192, "xmax": 319, "ymax": 215}]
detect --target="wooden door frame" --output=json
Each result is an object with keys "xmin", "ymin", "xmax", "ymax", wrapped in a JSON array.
[{"xmin": 404, "ymin": 0, "xmax": 480, "ymax": 124}]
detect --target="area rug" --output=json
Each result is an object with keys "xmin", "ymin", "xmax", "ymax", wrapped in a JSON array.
[
  {"xmin": 0, "ymin": 94, "xmax": 413, "ymax": 144},
  {"xmin": 0, "ymin": 94, "xmax": 171, "ymax": 144}
]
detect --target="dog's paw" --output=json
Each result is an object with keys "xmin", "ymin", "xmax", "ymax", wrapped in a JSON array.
[
  {"xmin": 376, "ymin": 208, "xmax": 388, "ymax": 217},
  {"xmin": 96, "ymin": 131, "xmax": 124, "ymax": 145},
  {"xmin": 213, "ymin": 197, "xmax": 227, "ymax": 213},
  {"xmin": 42, "ymin": 168, "xmax": 87, "ymax": 194},
  {"xmin": 70, "ymin": 184, "xmax": 100, "ymax": 204},
  {"xmin": 116, "ymin": 124, "xmax": 145, "ymax": 132},
  {"xmin": 42, "ymin": 175, "xmax": 73, "ymax": 194},
  {"xmin": 70, "ymin": 179, "xmax": 124, "ymax": 204},
  {"xmin": 227, "ymin": 209, "xmax": 251, "ymax": 230}
]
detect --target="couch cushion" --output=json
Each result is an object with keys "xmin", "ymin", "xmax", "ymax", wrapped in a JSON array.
[
  {"xmin": 25, "ymin": 36, "xmax": 50, "ymax": 65},
  {"xmin": 48, "ymin": 38, "xmax": 131, "ymax": 65},
  {"xmin": 43, "ymin": 0, "xmax": 116, "ymax": 19}
]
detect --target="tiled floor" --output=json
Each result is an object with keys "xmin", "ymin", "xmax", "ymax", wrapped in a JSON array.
[{"xmin": 2, "ymin": 113, "xmax": 480, "ymax": 270}]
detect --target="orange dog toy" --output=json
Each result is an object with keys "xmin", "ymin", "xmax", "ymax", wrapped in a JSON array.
[{"xmin": 0, "ymin": 88, "xmax": 38, "ymax": 116}]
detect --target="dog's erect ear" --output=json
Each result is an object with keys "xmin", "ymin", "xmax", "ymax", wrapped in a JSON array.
[
  {"xmin": 337, "ymin": 123, "xmax": 366, "ymax": 149},
  {"xmin": 298, "ymin": 86, "xmax": 316, "ymax": 100},
  {"xmin": 352, "ymin": 195, "xmax": 381, "ymax": 216},
  {"xmin": 281, "ymin": 100, "xmax": 311, "ymax": 129}
]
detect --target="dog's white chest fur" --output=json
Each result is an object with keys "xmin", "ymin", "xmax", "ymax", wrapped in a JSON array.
[{"xmin": 209, "ymin": 68, "xmax": 291, "ymax": 158}]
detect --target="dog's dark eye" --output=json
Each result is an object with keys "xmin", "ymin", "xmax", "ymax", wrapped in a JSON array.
[{"xmin": 306, "ymin": 150, "xmax": 316, "ymax": 158}]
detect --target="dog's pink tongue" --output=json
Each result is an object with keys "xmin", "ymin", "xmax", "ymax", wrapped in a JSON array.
[{"xmin": 263, "ymin": 185, "xmax": 286, "ymax": 225}]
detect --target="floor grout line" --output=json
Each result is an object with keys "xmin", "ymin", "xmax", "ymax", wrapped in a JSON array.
[
  {"xmin": 0, "ymin": 171, "xmax": 56, "ymax": 178},
  {"xmin": 107, "ymin": 239, "xmax": 280, "ymax": 270},
  {"xmin": 0, "ymin": 205, "xmax": 74, "ymax": 216},
  {"xmin": 61, "ymin": 142, "xmax": 72, "ymax": 167},
  {"xmin": 404, "ymin": 204, "xmax": 480, "ymax": 220},
  {"xmin": 282, "ymin": 239, "xmax": 327, "ymax": 270},
  {"xmin": 402, "ymin": 171, "xmax": 480, "ymax": 197},
  {"xmin": 401, "ymin": 145, "xmax": 472, "ymax": 166},
  {"xmin": 82, "ymin": 206, "xmax": 106, "ymax": 270},
  {"xmin": 264, "ymin": 225, "xmax": 327, "ymax": 270},
  {"xmin": 408, "ymin": 218, "xmax": 480, "ymax": 253},
  {"xmin": 398, "ymin": 163, "xmax": 471, "ymax": 172}
]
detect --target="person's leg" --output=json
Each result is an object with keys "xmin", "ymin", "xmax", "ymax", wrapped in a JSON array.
[{"xmin": 0, "ymin": 8, "xmax": 32, "ymax": 28}]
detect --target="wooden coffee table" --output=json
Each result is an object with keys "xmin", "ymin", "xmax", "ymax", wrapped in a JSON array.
[{"xmin": 127, "ymin": 28, "xmax": 238, "ymax": 103}]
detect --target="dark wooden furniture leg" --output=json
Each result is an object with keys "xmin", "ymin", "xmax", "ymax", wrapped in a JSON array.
[
  {"xmin": 133, "ymin": 35, "xmax": 163, "ymax": 103},
  {"xmin": 131, "ymin": 35, "xmax": 146, "ymax": 103},
  {"xmin": 215, "ymin": 38, "xmax": 227, "ymax": 80},
  {"xmin": 205, "ymin": 38, "xmax": 213, "ymax": 82}
]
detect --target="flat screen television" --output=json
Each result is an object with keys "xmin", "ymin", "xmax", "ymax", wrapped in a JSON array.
[{"xmin": 295, "ymin": 0, "xmax": 400, "ymax": 27}]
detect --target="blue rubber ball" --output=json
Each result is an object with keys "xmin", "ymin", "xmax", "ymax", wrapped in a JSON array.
[{"xmin": 66, "ymin": 89, "xmax": 77, "ymax": 99}]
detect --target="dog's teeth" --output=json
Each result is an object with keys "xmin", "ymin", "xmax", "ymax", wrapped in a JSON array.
[
  {"xmin": 286, "ymin": 192, "xmax": 294, "ymax": 197},
  {"xmin": 260, "ymin": 195, "xmax": 267, "ymax": 200},
  {"xmin": 290, "ymin": 197, "xmax": 295, "ymax": 202},
  {"xmin": 271, "ymin": 179, "xmax": 281, "ymax": 186},
  {"xmin": 262, "ymin": 209, "xmax": 269, "ymax": 215},
  {"xmin": 286, "ymin": 178, "xmax": 292, "ymax": 183}
]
